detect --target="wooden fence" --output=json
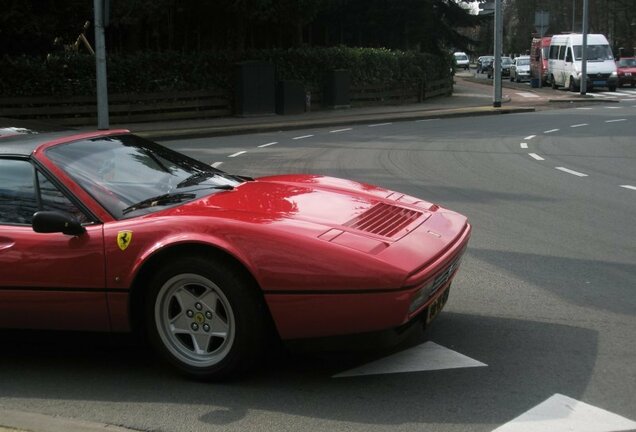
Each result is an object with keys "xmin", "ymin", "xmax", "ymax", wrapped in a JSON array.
[
  {"xmin": 0, "ymin": 79, "xmax": 452, "ymax": 126},
  {"xmin": 0, "ymin": 89, "xmax": 232, "ymax": 126}
]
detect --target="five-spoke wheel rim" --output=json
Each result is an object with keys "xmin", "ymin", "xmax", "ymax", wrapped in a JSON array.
[{"xmin": 155, "ymin": 273, "xmax": 235, "ymax": 367}]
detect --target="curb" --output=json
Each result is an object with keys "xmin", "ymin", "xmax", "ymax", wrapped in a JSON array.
[
  {"xmin": 134, "ymin": 106, "xmax": 534, "ymax": 141},
  {"xmin": 548, "ymin": 97, "xmax": 620, "ymax": 103},
  {"xmin": 0, "ymin": 409, "xmax": 138, "ymax": 432}
]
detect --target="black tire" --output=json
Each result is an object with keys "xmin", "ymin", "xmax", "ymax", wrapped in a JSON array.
[
  {"xmin": 145, "ymin": 255, "xmax": 270, "ymax": 380},
  {"xmin": 569, "ymin": 77, "xmax": 578, "ymax": 92}
]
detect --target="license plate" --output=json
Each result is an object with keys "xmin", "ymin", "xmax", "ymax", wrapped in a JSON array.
[
  {"xmin": 593, "ymin": 80, "xmax": 605, "ymax": 85},
  {"xmin": 626, "ymin": 72, "xmax": 632, "ymax": 76},
  {"xmin": 426, "ymin": 288, "xmax": 450, "ymax": 324}
]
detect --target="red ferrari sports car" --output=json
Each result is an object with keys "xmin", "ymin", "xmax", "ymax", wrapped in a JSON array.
[{"xmin": 0, "ymin": 130, "xmax": 470, "ymax": 379}]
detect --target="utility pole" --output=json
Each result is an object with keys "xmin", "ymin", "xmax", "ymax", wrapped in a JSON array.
[
  {"xmin": 94, "ymin": 0, "xmax": 109, "ymax": 130},
  {"xmin": 493, "ymin": 0, "xmax": 503, "ymax": 107},
  {"xmin": 580, "ymin": 0, "xmax": 589, "ymax": 95}
]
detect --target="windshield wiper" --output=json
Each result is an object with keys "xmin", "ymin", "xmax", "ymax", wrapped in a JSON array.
[
  {"xmin": 176, "ymin": 171, "xmax": 219, "ymax": 188},
  {"xmin": 122, "ymin": 185, "xmax": 235, "ymax": 215},
  {"xmin": 122, "ymin": 192, "xmax": 197, "ymax": 215}
]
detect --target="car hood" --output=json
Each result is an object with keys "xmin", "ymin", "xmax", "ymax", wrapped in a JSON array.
[
  {"xmin": 171, "ymin": 173, "xmax": 465, "ymax": 257},
  {"xmin": 176, "ymin": 174, "xmax": 436, "ymax": 232}
]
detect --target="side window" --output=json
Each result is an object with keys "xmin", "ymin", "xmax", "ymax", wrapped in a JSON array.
[
  {"xmin": 558, "ymin": 46, "xmax": 566, "ymax": 60},
  {"xmin": 0, "ymin": 159, "xmax": 38, "ymax": 225},
  {"xmin": 549, "ymin": 45, "xmax": 558, "ymax": 60},
  {"xmin": 37, "ymin": 171, "xmax": 90, "ymax": 224},
  {"xmin": 0, "ymin": 158, "xmax": 89, "ymax": 225}
]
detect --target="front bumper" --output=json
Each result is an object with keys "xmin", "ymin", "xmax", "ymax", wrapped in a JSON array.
[
  {"xmin": 266, "ymin": 223, "xmax": 471, "ymax": 340},
  {"xmin": 573, "ymin": 75, "xmax": 618, "ymax": 88}
]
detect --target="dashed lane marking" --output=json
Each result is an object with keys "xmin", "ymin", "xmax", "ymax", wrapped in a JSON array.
[
  {"xmin": 524, "ymin": 135, "xmax": 536, "ymax": 140},
  {"xmin": 416, "ymin": 118, "xmax": 439, "ymax": 122},
  {"xmin": 520, "ymin": 143, "xmax": 528, "ymax": 149},
  {"xmin": 605, "ymin": 106, "xmax": 622, "ymax": 109},
  {"xmin": 332, "ymin": 341, "xmax": 486, "ymax": 378},
  {"xmin": 368, "ymin": 122, "xmax": 393, "ymax": 127},
  {"xmin": 228, "ymin": 151, "xmax": 246, "ymax": 158},
  {"xmin": 576, "ymin": 107, "xmax": 594, "ymax": 110},
  {"xmin": 556, "ymin": 167, "xmax": 588, "ymax": 177},
  {"xmin": 491, "ymin": 393, "xmax": 636, "ymax": 432},
  {"xmin": 544, "ymin": 129, "xmax": 559, "ymax": 134},
  {"xmin": 620, "ymin": 185, "xmax": 636, "ymax": 191},
  {"xmin": 330, "ymin": 128, "xmax": 352, "ymax": 133},
  {"xmin": 258, "ymin": 141, "xmax": 277, "ymax": 148},
  {"xmin": 529, "ymin": 153, "xmax": 544, "ymax": 161},
  {"xmin": 570, "ymin": 123, "xmax": 588, "ymax": 128},
  {"xmin": 605, "ymin": 118, "xmax": 627, "ymax": 123},
  {"xmin": 211, "ymin": 162, "xmax": 223, "ymax": 168},
  {"xmin": 292, "ymin": 134, "xmax": 314, "ymax": 140}
]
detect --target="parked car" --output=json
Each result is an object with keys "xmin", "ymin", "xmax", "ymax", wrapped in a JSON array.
[
  {"xmin": 616, "ymin": 57, "xmax": 636, "ymax": 87},
  {"xmin": 477, "ymin": 55, "xmax": 494, "ymax": 74},
  {"xmin": 548, "ymin": 33, "xmax": 618, "ymax": 92},
  {"xmin": 487, "ymin": 57, "xmax": 513, "ymax": 78},
  {"xmin": 0, "ymin": 129, "xmax": 471, "ymax": 380},
  {"xmin": 510, "ymin": 55, "xmax": 531, "ymax": 82},
  {"xmin": 454, "ymin": 52, "xmax": 470, "ymax": 70}
]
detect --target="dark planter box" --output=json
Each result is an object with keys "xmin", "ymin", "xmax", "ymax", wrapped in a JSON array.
[
  {"xmin": 323, "ymin": 69, "xmax": 350, "ymax": 109},
  {"xmin": 235, "ymin": 61, "xmax": 275, "ymax": 116},
  {"xmin": 276, "ymin": 80, "xmax": 305, "ymax": 115}
]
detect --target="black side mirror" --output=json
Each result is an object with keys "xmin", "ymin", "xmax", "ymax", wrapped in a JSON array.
[{"xmin": 32, "ymin": 211, "xmax": 86, "ymax": 236}]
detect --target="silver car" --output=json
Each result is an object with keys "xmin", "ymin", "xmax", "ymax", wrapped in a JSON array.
[{"xmin": 511, "ymin": 56, "xmax": 531, "ymax": 82}]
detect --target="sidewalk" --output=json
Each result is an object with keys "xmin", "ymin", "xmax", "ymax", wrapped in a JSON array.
[{"xmin": 0, "ymin": 408, "xmax": 137, "ymax": 432}]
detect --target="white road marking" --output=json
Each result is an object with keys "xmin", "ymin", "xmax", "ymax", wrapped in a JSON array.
[
  {"xmin": 491, "ymin": 393, "xmax": 636, "ymax": 432},
  {"xmin": 544, "ymin": 128, "xmax": 559, "ymax": 134},
  {"xmin": 570, "ymin": 123, "xmax": 588, "ymax": 128},
  {"xmin": 605, "ymin": 106, "xmax": 621, "ymax": 109},
  {"xmin": 556, "ymin": 167, "xmax": 588, "ymax": 177},
  {"xmin": 330, "ymin": 128, "xmax": 352, "ymax": 133},
  {"xmin": 228, "ymin": 151, "xmax": 246, "ymax": 158},
  {"xmin": 516, "ymin": 92, "xmax": 540, "ymax": 98},
  {"xmin": 611, "ymin": 91, "xmax": 635, "ymax": 96},
  {"xmin": 605, "ymin": 118, "xmax": 627, "ymax": 123},
  {"xmin": 416, "ymin": 118, "xmax": 439, "ymax": 122},
  {"xmin": 332, "ymin": 341, "xmax": 486, "ymax": 378},
  {"xmin": 529, "ymin": 153, "xmax": 544, "ymax": 160},
  {"xmin": 620, "ymin": 185, "xmax": 636, "ymax": 191},
  {"xmin": 368, "ymin": 122, "xmax": 392, "ymax": 127},
  {"xmin": 258, "ymin": 141, "xmax": 277, "ymax": 148},
  {"xmin": 292, "ymin": 134, "xmax": 314, "ymax": 140},
  {"xmin": 520, "ymin": 143, "xmax": 528, "ymax": 149},
  {"xmin": 211, "ymin": 162, "xmax": 223, "ymax": 168},
  {"xmin": 524, "ymin": 135, "xmax": 536, "ymax": 140},
  {"xmin": 576, "ymin": 107, "xmax": 594, "ymax": 110},
  {"xmin": 604, "ymin": 91, "xmax": 628, "ymax": 97}
]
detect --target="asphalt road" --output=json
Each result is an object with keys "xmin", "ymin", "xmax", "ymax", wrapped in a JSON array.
[{"xmin": 1, "ymin": 100, "xmax": 634, "ymax": 432}]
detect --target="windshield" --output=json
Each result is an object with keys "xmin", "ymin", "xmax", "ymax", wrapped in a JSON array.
[
  {"xmin": 619, "ymin": 58, "xmax": 636, "ymax": 67},
  {"xmin": 516, "ymin": 58, "xmax": 530, "ymax": 66},
  {"xmin": 572, "ymin": 44, "xmax": 613, "ymax": 61},
  {"xmin": 44, "ymin": 134, "xmax": 241, "ymax": 219},
  {"xmin": 502, "ymin": 57, "xmax": 513, "ymax": 65},
  {"xmin": 455, "ymin": 54, "xmax": 468, "ymax": 61}
]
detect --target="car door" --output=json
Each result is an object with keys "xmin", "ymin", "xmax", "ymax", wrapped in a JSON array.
[{"xmin": 0, "ymin": 157, "xmax": 109, "ymax": 331}]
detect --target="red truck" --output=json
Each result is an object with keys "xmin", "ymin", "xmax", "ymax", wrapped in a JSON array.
[{"xmin": 531, "ymin": 36, "xmax": 551, "ymax": 86}]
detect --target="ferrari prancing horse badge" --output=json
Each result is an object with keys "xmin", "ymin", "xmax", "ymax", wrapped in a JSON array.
[{"xmin": 117, "ymin": 230, "xmax": 133, "ymax": 251}]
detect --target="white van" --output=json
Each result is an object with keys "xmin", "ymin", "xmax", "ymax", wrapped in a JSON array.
[{"xmin": 548, "ymin": 33, "xmax": 618, "ymax": 91}]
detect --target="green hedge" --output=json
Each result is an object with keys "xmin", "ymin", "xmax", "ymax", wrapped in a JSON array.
[{"xmin": 0, "ymin": 47, "xmax": 452, "ymax": 97}]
